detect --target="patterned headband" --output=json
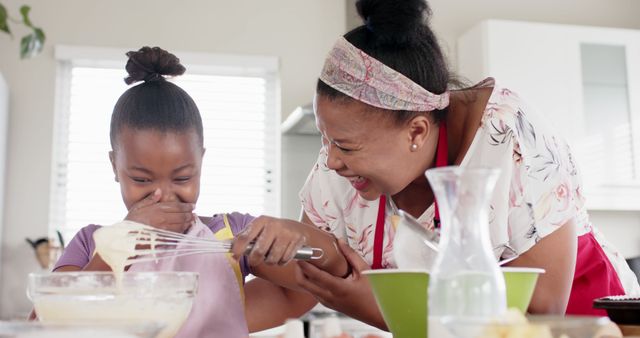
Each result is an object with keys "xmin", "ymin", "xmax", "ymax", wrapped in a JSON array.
[{"xmin": 319, "ymin": 37, "xmax": 450, "ymax": 112}]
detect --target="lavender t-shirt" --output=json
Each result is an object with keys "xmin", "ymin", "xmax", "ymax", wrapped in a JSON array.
[{"xmin": 54, "ymin": 212, "xmax": 254, "ymax": 279}]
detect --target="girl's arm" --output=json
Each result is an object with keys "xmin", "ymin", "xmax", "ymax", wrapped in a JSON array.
[
  {"xmin": 52, "ymin": 225, "xmax": 110, "ymax": 272},
  {"xmin": 55, "ymin": 254, "xmax": 111, "ymax": 272},
  {"xmin": 504, "ymin": 218, "xmax": 577, "ymax": 314},
  {"xmin": 244, "ymin": 277, "xmax": 317, "ymax": 332}
]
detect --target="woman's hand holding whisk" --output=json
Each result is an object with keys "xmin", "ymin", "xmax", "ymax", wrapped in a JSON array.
[
  {"xmin": 231, "ymin": 216, "xmax": 307, "ymax": 267},
  {"xmin": 231, "ymin": 217, "xmax": 350, "ymax": 278},
  {"xmin": 125, "ymin": 189, "xmax": 197, "ymax": 234}
]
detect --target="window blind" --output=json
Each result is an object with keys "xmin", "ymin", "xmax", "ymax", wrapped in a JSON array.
[{"xmin": 50, "ymin": 49, "xmax": 280, "ymax": 242}]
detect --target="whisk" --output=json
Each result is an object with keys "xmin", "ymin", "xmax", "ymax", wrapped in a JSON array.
[{"xmin": 98, "ymin": 222, "xmax": 324, "ymax": 265}]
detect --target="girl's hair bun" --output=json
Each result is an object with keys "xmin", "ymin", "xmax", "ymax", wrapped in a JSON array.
[
  {"xmin": 356, "ymin": 0, "xmax": 431, "ymax": 47},
  {"xmin": 124, "ymin": 46, "xmax": 186, "ymax": 85}
]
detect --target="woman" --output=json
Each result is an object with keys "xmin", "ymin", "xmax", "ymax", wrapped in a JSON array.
[{"xmin": 237, "ymin": 0, "xmax": 640, "ymax": 329}]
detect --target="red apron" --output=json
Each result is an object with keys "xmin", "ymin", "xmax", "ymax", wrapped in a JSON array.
[
  {"xmin": 566, "ymin": 232, "xmax": 625, "ymax": 315},
  {"xmin": 370, "ymin": 122, "xmax": 626, "ymax": 315}
]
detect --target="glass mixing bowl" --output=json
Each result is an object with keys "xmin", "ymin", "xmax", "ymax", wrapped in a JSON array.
[{"xmin": 27, "ymin": 271, "xmax": 198, "ymax": 338}]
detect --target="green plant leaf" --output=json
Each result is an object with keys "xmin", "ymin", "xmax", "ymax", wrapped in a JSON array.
[
  {"xmin": 20, "ymin": 34, "xmax": 34, "ymax": 58},
  {"xmin": 34, "ymin": 27, "xmax": 45, "ymax": 42},
  {"xmin": 20, "ymin": 30, "xmax": 43, "ymax": 59},
  {"xmin": 19, "ymin": 5, "xmax": 33, "ymax": 28},
  {"xmin": 0, "ymin": 3, "xmax": 11, "ymax": 35}
]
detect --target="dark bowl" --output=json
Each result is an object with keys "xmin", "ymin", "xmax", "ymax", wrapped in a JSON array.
[{"xmin": 594, "ymin": 296, "xmax": 640, "ymax": 325}]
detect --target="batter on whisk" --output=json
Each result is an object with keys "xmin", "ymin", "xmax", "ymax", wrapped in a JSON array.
[{"xmin": 92, "ymin": 221, "xmax": 142, "ymax": 289}]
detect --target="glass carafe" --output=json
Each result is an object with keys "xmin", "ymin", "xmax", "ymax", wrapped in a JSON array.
[{"xmin": 426, "ymin": 166, "xmax": 506, "ymax": 319}]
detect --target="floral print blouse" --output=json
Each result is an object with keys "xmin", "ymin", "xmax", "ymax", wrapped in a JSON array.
[{"xmin": 299, "ymin": 78, "xmax": 640, "ymax": 295}]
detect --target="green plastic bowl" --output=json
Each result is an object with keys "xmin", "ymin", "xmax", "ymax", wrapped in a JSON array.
[
  {"xmin": 363, "ymin": 269, "xmax": 429, "ymax": 338},
  {"xmin": 502, "ymin": 267, "xmax": 545, "ymax": 312},
  {"xmin": 364, "ymin": 267, "xmax": 544, "ymax": 338}
]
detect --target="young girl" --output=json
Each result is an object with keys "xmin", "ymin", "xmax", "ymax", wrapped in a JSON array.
[{"xmin": 52, "ymin": 46, "xmax": 347, "ymax": 337}]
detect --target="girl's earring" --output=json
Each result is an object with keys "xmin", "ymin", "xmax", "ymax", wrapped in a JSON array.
[{"xmin": 410, "ymin": 144, "xmax": 418, "ymax": 152}]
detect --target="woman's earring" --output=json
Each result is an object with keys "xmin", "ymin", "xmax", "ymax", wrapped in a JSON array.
[{"xmin": 411, "ymin": 144, "xmax": 418, "ymax": 151}]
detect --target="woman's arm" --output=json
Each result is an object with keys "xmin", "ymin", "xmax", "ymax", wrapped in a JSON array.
[{"xmin": 505, "ymin": 218, "xmax": 577, "ymax": 314}]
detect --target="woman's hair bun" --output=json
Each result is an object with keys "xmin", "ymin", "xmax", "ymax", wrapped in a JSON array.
[
  {"xmin": 124, "ymin": 46, "xmax": 186, "ymax": 85},
  {"xmin": 355, "ymin": 0, "xmax": 431, "ymax": 46}
]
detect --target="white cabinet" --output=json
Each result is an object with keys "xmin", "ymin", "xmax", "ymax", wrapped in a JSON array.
[{"xmin": 457, "ymin": 20, "xmax": 640, "ymax": 210}]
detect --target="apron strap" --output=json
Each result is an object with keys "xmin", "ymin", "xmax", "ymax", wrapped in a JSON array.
[
  {"xmin": 215, "ymin": 214, "xmax": 235, "ymax": 240},
  {"xmin": 567, "ymin": 231, "xmax": 626, "ymax": 315},
  {"xmin": 217, "ymin": 214, "xmax": 245, "ymax": 301},
  {"xmin": 371, "ymin": 195, "xmax": 387, "ymax": 270},
  {"xmin": 433, "ymin": 121, "xmax": 448, "ymax": 227}
]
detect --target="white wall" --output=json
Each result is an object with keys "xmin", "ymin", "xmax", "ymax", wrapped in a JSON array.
[
  {"xmin": 0, "ymin": 0, "xmax": 346, "ymax": 318},
  {"xmin": 0, "ymin": 74, "xmax": 8, "ymax": 311},
  {"xmin": 429, "ymin": 0, "xmax": 640, "ymax": 63},
  {"xmin": 348, "ymin": 0, "xmax": 640, "ymax": 64}
]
